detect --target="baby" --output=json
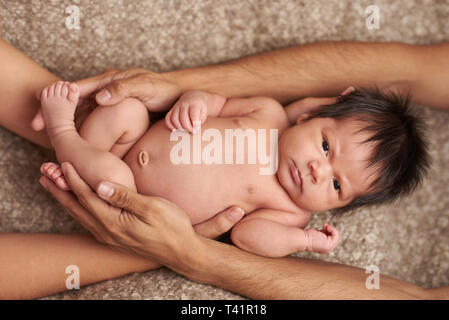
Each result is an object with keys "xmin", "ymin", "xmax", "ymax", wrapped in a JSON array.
[{"xmin": 37, "ymin": 81, "xmax": 429, "ymax": 258}]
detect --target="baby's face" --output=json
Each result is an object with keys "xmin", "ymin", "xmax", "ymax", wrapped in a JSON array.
[{"xmin": 277, "ymin": 116, "xmax": 379, "ymax": 212}]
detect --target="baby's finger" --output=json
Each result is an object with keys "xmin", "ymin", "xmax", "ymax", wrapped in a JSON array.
[
  {"xmin": 200, "ymin": 104, "xmax": 208, "ymax": 123},
  {"xmin": 179, "ymin": 103, "xmax": 193, "ymax": 133},
  {"xmin": 165, "ymin": 109, "xmax": 176, "ymax": 132},
  {"xmin": 319, "ymin": 222, "xmax": 328, "ymax": 233},
  {"xmin": 322, "ymin": 223, "xmax": 333, "ymax": 233},
  {"xmin": 326, "ymin": 225, "xmax": 341, "ymax": 242},
  {"xmin": 170, "ymin": 105, "xmax": 182, "ymax": 130},
  {"xmin": 189, "ymin": 105, "xmax": 201, "ymax": 127}
]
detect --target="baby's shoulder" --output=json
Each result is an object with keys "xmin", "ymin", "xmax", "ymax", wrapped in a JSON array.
[{"xmin": 246, "ymin": 97, "xmax": 289, "ymax": 129}]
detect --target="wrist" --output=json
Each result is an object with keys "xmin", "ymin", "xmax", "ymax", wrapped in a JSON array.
[
  {"xmin": 178, "ymin": 236, "xmax": 215, "ymax": 283},
  {"xmin": 164, "ymin": 64, "xmax": 246, "ymax": 98},
  {"xmin": 304, "ymin": 229, "xmax": 312, "ymax": 252},
  {"xmin": 163, "ymin": 68, "xmax": 206, "ymax": 95}
]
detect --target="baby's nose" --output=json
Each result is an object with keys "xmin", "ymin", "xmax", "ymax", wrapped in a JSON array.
[{"xmin": 309, "ymin": 160, "xmax": 331, "ymax": 183}]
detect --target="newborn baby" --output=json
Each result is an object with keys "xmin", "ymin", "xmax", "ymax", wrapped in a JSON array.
[{"xmin": 37, "ymin": 81, "xmax": 429, "ymax": 257}]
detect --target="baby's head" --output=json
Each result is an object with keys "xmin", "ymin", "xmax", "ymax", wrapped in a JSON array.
[{"xmin": 277, "ymin": 88, "xmax": 430, "ymax": 214}]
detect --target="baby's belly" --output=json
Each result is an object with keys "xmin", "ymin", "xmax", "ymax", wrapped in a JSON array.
[{"xmin": 123, "ymin": 119, "xmax": 271, "ymax": 225}]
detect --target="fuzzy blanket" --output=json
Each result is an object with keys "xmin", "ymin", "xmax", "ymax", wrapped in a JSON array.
[{"xmin": 0, "ymin": 0, "xmax": 448, "ymax": 299}]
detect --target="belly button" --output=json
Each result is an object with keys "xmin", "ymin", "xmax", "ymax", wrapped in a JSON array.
[{"xmin": 138, "ymin": 151, "xmax": 149, "ymax": 167}]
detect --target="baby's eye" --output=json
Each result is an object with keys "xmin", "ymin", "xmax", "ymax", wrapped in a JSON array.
[
  {"xmin": 332, "ymin": 178, "xmax": 341, "ymax": 192},
  {"xmin": 322, "ymin": 139, "xmax": 329, "ymax": 155}
]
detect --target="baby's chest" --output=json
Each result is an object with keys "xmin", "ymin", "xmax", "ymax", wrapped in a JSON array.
[{"xmin": 124, "ymin": 119, "xmax": 285, "ymax": 223}]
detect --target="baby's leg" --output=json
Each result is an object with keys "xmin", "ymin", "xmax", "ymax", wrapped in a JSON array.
[
  {"xmin": 78, "ymin": 96, "xmax": 150, "ymax": 159},
  {"xmin": 40, "ymin": 81, "xmax": 147, "ymax": 192}
]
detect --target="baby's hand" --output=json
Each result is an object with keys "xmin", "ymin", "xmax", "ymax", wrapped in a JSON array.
[
  {"xmin": 305, "ymin": 222, "xmax": 341, "ymax": 254},
  {"xmin": 165, "ymin": 91, "xmax": 208, "ymax": 134}
]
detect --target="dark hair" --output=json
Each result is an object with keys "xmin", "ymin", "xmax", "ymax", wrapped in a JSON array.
[{"xmin": 307, "ymin": 88, "xmax": 430, "ymax": 215}]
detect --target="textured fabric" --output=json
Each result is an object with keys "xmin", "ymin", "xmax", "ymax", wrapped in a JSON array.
[{"xmin": 0, "ymin": 0, "xmax": 448, "ymax": 299}]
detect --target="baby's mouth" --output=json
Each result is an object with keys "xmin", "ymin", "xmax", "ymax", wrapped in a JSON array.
[{"xmin": 290, "ymin": 159, "xmax": 302, "ymax": 191}]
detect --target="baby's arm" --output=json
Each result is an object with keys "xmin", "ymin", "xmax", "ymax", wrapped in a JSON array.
[
  {"xmin": 165, "ymin": 90, "xmax": 226, "ymax": 132},
  {"xmin": 165, "ymin": 90, "xmax": 287, "ymax": 133},
  {"xmin": 230, "ymin": 209, "xmax": 341, "ymax": 257}
]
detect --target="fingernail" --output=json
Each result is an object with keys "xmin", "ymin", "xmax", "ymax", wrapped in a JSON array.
[
  {"xmin": 97, "ymin": 89, "xmax": 111, "ymax": 102},
  {"xmin": 228, "ymin": 207, "xmax": 245, "ymax": 221},
  {"xmin": 98, "ymin": 182, "xmax": 115, "ymax": 197}
]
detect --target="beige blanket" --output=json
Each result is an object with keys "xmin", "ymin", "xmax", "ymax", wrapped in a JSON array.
[{"xmin": 0, "ymin": 0, "xmax": 448, "ymax": 299}]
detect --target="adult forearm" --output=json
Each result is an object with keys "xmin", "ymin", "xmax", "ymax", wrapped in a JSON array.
[
  {"xmin": 407, "ymin": 42, "xmax": 449, "ymax": 109},
  {"xmin": 181, "ymin": 237, "xmax": 431, "ymax": 300},
  {"xmin": 0, "ymin": 233, "xmax": 158, "ymax": 299},
  {"xmin": 166, "ymin": 42, "xmax": 416, "ymax": 104},
  {"xmin": 166, "ymin": 41, "xmax": 449, "ymax": 109}
]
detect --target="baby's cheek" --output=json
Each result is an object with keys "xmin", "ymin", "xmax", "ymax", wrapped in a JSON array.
[{"xmin": 300, "ymin": 191, "xmax": 334, "ymax": 212}]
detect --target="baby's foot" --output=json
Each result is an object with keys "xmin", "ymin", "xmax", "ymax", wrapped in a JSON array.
[
  {"xmin": 40, "ymin": 162, "xmax": 70, "ymax": 191},
  {"xmin": 40, "ymin": 81, "xmax": 80, "ymax": 142}
]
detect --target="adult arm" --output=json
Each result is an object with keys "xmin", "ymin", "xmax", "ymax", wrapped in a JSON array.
[
  {"xmin": 0, "ymin": 182, "xmax": 243, "ymax": 300},
  {"xmin": 44, "ymin": 163, "xmax": 447, "ymax": 300},
  {"xmin": 74, "ymin": 42, "xmax": 449, "ymax": 109}
]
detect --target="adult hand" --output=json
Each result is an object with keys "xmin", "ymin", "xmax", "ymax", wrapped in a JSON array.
[
  {"xmin": 38, "ymin": 162, "xmax": 245, "ymax": 269},
  {"xmin": 31, "ymin": 68, "xmax": 182, "ymax": 131}
]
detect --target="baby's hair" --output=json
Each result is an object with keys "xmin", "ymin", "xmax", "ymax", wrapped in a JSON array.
[{"xmin": 307, "ymin": 88, "xmax": 430, "ymax": 215}]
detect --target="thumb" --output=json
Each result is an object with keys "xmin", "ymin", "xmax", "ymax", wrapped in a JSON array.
[
  {"xmin": 193, "ymin": 206, "xmax": 245, "ymax": 239},
  {"xmin": 96, "ymin": 181, "xmax": 152, "ymax": 216},
  {"xmin": 95, "ymin": 78, "xmax": 130, "ymax": 106}
]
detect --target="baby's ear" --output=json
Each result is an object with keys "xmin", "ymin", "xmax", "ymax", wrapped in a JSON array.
[{"xmin": 296, "ymin": 113, "xmax": 310, "ymax": 124}]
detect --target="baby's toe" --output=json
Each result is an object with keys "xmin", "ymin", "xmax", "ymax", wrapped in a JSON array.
[
  {"xmin": 55, "ymin": 81, "xmax": 64, "ymax": 96},
  {"xmin": 51, "ymin": 167, "xmax": 63, "ymax": 180},
  {"xmin": 46, "ymin": 164, "xmax": 58, "ymax": 176},
  {"xmin": 61, "ymin": 82, "xmax": 69, "ymax": 98},
  {"xmin": 41, "ymin": 88, "xmax": 49, "ymax": 100},
  {"xmin": 67, "ymin": 83, "xmax": 80, "ymax": 102},
  {"xmin": 48, "ymin": 83, "xmax": 56, "ymax": 97},
  {"xmin": 40, "ymin": 162, "xmax": 53, "ymax": 174},
  {"xmin": 55, "ymin": 176, "xmax": 70, "ymax": 191},
  {"xmin": 42, "ymin": 162, "xmax": 58, "ymax": 176},
  {"xmin": 40, "ymin": 162, "xmax": 50, "ymax": 173}
]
